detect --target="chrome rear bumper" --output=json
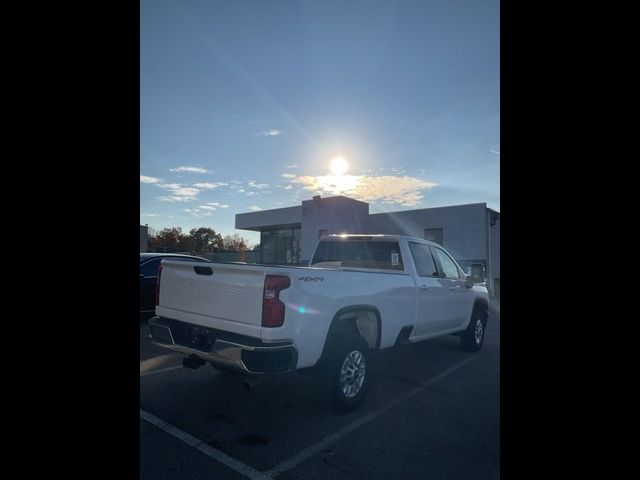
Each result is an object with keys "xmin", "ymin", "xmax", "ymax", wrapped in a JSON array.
[{"xmin": 148, "ymin": 316, "xmax": 297, "ymax": 374}]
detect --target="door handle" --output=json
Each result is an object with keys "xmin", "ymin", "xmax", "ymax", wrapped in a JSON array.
[
  {"xmin": 194, "ymin": 266, "xmax": 213, "ymax": 276},
  {"xmin": 448, "ymin": 286, "xmax": 460, "ymax": 291},
  {"xmin": 419, "ymin": 285, "xmax": 430, "ymax": 290}
]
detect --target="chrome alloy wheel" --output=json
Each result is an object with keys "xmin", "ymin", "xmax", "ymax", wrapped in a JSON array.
[
  {"xmin": 340, "ymin": 350, "xmax": 366, "ymax": 398},
  {"xmin": 474, "ymin": 319, "xmax": 484, "ymax": 344}
]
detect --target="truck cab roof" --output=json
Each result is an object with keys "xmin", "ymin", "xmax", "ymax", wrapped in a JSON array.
[{"xmin": 320, "ymin": 234, "xmax": 441, "ymax": 248}]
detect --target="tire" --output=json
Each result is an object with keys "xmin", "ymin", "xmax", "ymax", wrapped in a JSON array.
[
  {"xmin": 322, "ymin": 333, "xmax": 371, "ymax": 412},
  {"xmin": 460, "ymin": 308, "xmax": 487, "ymax": 352}
]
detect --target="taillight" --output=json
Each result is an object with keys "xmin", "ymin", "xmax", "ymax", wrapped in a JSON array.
[
  {"xmin": 155, "ymin": 264, "xmax": 163, "ymax": 306},
  {"xmin": 261, "ymin": 275, "xmax": 290, "ymax": 327}
]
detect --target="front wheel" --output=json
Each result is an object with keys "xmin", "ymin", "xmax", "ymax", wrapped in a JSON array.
[
  {"xmin": 323, "ymin": 334, "xmax": 370, "ymax": 412},
  {"xmin": 460, "ymin": 310, "xmax": 487, "ymax": 352}
]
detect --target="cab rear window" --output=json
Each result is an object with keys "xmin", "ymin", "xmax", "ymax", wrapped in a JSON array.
[{"xmin": 311, "ymin": 240, "xmax": 404, "ymax": 271}]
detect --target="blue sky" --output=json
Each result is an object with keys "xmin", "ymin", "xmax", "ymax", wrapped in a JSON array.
[{"xmin": 140, "ymin": 0, "xmax": 500, "ymax": 246}]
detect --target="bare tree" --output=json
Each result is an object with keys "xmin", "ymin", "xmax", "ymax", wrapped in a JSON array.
[{"xmin": 222, "ymin": 233, "xmax": 252, "ymax": 262}]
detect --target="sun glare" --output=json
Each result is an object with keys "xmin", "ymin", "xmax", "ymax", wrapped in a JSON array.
[{"xmin": 330, "ymin": 156, "xmax": 349, "ymax": 175}]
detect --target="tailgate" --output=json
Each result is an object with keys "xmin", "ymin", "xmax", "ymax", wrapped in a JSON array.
[{"xmin": 157, "ymin": 261, "xmax": 266, "ymax": 331}]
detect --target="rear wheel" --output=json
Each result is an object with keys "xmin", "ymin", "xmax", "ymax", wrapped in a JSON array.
[
  {"xmin": 323, "ymin": 334, "xmax": 370, "ymax": 412},
  {"xmin": 460, "ymin": 309, "xmax": 487, "ymax": 352}
]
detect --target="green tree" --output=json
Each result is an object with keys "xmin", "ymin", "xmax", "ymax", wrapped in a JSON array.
[
  {"xmin": 148, "ymin": 227, "xmax": 186, "ymax": 253},
  {"xmin": 189, "ymin": 227, "xmax": 223, "ymax": 254}
]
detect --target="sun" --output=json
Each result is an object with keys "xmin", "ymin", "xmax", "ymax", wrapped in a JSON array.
[{"xmin": 330, "ymin": 156, "xmax": 349, "ymax": 175}]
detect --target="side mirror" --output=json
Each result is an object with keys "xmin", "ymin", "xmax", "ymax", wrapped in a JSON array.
[
  {"xmin": 470, "ymin": 263, "xmax": 486, "ymax": 283},
  {"xmin": 465, "ymin": 275, "xmax": 475, "ymax": 289}
]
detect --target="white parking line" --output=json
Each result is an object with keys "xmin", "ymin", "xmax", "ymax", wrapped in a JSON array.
[
  {"xmin": 140, "ymin": 409, "xmax": 272, "ymax": 480},
  {"xmin": 264, "ymin": 356, "xmax": 476, "ymax": 478},
  {"xmin": 140, "ymin": 365, "xmax": 183, "ymax": 377}
]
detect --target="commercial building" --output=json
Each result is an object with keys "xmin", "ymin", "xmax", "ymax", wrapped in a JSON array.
[
  {"xmin": 236, "ymin": 196, "xmax": 500, "ymax": 297},
  {"xmin": 140, "ymin": 224, "xmax": 149, "ymax": 252}
]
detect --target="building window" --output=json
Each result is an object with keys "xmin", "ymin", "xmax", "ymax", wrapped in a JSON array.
[
  {"xmin": 260, "ymin": 228, "xmax": 301, "ymax": 264},
  {"xmin": 424, "ymin": 228, "xmax": 443, "ymax": 246}
]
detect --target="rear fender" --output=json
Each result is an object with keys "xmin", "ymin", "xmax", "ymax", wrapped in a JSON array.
[{"xmin": 319, "ymin": 305, "xmax": 382, "ymax": 361}]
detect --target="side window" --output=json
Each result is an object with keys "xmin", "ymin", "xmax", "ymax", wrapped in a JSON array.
[
  {"xmin": 409, "ymin": 242, "xmax": 438, "ymax": 277},
  {"xmin": 432, "ymin": 248, "xmax": 461, "ymax": 279},
  {"xmin": 140, "ymin": 259, "xmax": 161, "ymax": 277}
]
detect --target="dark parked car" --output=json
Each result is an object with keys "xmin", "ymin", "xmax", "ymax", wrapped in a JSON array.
[{"xmin": 140, "ymin": 253, "xmax": 209, "ymax": 319}]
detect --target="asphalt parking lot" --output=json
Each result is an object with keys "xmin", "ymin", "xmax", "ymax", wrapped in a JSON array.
[{"xmin": 140, "ymin": 300, "xmax": 500, "ymax": 480}]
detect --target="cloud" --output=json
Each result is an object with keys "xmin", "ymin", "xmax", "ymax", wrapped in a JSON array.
[
  {"xmin": 158, "ymin": 196, "xmax": 195, "ymax": 202},
  {"xmin": 254, "ymin": 129, "xmax": 282, "ymax": 137},
  {"xmin": 170, "ymin": 166, "xmax": 209, "ymax": 173},
  {"xmin": 291, "ymin": 174, "xmax": 436, "ymax": 207},
  {"xmin": 284, "ymin": 184, "xmax": 293, "ymax": 190},
  {"xmin": 140, "ymin": 175, "xmax": 163, "ymax": 184},
  {"xmin": 281, "ymin": 173, "xmax": 297, "ymax": 179},
  {"xmin": 238, "ymin": 189, "xmax": 246, "ymax": 193},
  {"xmin": 142, "ymin": 213, "xmax": 161, "ymax": 217},
  {"xmin": 249, "ymin": 206, "xmax": 263, "ymax": 211},
  {"xmin": 184, "ymin": 208, "xmax": 212, "ymax": 217},
  {"xmin": 356, "ymin": 176, "xmax": 436, "ymax": 206},
  {"xmin": 157, "ymin": 183, "xmax": 200, "ymax": 202},
  {"xmin": 248, "ymin": 181, "xmax": 269, "ymax": 189},
  {"xmin": 285, "ymin": 164, "xmax": 299, "ymax": 169},
  {"xmin": 490, "ymin": 150, "xmax": 500, "ymax": 155},
  {"xmin": 143, "ymin": 177, "xmax": 203, "ymax": 202},
  {"xmin": 246, "ymin": 191, "xmax": 259, "ymax": 196},
  {"xmin": 195, "ymin": 202, "xmax": 230, "ymax": 211},
  {"xmin": 193, "ymin": 182, "xmax": 228, "ymax": 189}
]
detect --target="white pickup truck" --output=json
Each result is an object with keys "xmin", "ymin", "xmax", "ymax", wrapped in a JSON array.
[{"xmin": 149, "ymin": 234, "xmax": 488, "ymax": 411}]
